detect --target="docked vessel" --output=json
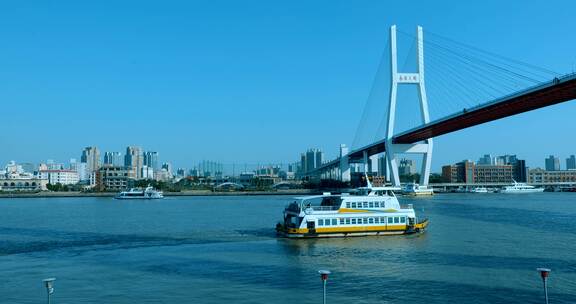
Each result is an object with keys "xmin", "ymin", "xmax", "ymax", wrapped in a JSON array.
[
  {"xmin": 498, "ymin": 181, "xmax": 544, "ymax": 193},
  {"xmin": 115, "ymin": 186, "xmax": 164, "ymax": 199},
  {"xmin": 469, "ymin": 187, "xmax": 489, "ymax": 193},
  {"xmin": 276, "ymin": 180, "xmax": 429, "ymax": 238},
  {"xmin": 403, "ymin": 182, "xmax": 434, "ymax": 196}
]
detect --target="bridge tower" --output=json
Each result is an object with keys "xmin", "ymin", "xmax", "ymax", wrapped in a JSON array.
[{"xmin": 385, "ymin": 25, "xmax": 433, "ymax": 187}]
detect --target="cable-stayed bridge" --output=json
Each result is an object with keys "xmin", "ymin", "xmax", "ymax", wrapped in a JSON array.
[{"xmin": 307, "ymin": 25, "xmax": 576, "ymax": 186}]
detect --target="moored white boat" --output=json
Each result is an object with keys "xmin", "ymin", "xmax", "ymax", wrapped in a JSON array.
[
  {"xmin": 498, "ymin": 181, "xmax": 544, "ymax": 193},
  {"xmin": 469, "ymin": 187, "xmax": 489, "ymax": 193},
  {"xmin": 115, "ymin": 186, "xmax": 164, "ymax": 199},
  {"xmin": 403, "ymin": 182, "xmax": 434, "ymax": 196}
]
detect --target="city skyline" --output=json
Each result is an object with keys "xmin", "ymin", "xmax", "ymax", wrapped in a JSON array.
[{"xmin": 1, "ymin": 1, "xmax": 575, "ymax": 171}]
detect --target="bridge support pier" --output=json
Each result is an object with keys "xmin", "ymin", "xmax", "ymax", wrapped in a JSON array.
[
  {"xmin": 385, "ymin": 25, "xmax": 433, "ymax": 187},
  {"xmin": 339, "ymin": 144, "xmax": 351, "ymax": 182}
]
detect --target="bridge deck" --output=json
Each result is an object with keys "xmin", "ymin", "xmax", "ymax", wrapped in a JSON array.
[{"xmin": 316, "ymin": 73, "xmax": 576, "ymax": 172}]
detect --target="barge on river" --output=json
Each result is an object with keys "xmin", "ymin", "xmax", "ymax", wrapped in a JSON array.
[{"xmin": 276, "ymin": 183, "xmax": 428, "ymax": 238}]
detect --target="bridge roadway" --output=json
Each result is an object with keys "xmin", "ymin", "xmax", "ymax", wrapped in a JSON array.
[{"xmin": 313, "ymin": 73, "xmax": 576, "ymax": 174}]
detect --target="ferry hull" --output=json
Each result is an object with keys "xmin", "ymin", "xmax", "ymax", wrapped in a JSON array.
[{"xmin": 276, "ymin": 219, "xmax": 429, "ymax": 239}]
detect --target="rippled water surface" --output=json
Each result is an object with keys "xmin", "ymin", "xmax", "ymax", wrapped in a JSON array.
[{"xmin": 1, "ymin": 193, "xmax": 575, "ymax": 303}]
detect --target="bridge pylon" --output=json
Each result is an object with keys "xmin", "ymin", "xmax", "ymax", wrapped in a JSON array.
[{"xmin": 385, "ymin": 25, "xmax": 433, "ymax": 187}]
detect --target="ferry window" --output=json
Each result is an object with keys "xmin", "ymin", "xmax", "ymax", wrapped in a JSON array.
[
  {"xmin": 374, "ymin": 202, "xmax": 379, "ymax": 208},
  {"xmin": 351, "ymin": 202, "xmax": 357, "ymax": 208},
  {"xmin": 394, "ymin": 217, "xmax": 400, "ymax": 224},
  {"xmin": 368, "ymin": 218, "xmax": 374, "ymax": 224},
  {"xmin": 363, "ymin": 202, "xmax": 368, "ymax": 208},
  {"xmin": 400, "ymin": 217, "xmax": 406, "ymax": 224},
  {"xmin": 346, "ymin": 202, "xmax": 351, "ymax": 208},
  {"xmin": 339, "ymin": 218, "xmax": 345, "ymax": 225},
  {"xmin": 351, "ymin": 219, "xmax": 357, "ymax": 225},
  {"xmin": 332, "ymin": 219, "xmax": 337, "ymax": 226},
  {"xmin": 345, "ymin": 218, "xmax": 351, "ymax": 225},
  {"xmin": 369, "ymin": 202, "xmax": 374, "ymax": 208},
  {"xmin": 362, "ymin": 218, "xmax": 368, "ymax": 224},
  {"xmin": 387, "ymin": 217, "xmax": 393, "ymax": 224},
  {"xmin": 318, "ymin": 220, "xmax": 324, "ymax": 226}
]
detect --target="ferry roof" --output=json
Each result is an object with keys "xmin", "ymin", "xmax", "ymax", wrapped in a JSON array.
[{"xmin": 293, "ymin": 186, "xmax": 401, "ymax": 200}]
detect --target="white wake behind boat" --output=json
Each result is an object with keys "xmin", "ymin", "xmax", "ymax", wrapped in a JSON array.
[{"xmin": 115, "ymin": 186, "xmax": 164, "ymax": 199}]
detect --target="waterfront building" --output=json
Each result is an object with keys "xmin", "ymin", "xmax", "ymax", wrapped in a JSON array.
[
  {"xmin": 1, "ymin": 161, "xmax": 48, "ymax": 191},
  {"xmin": 124, "ymin": 146, "xmax": 144, "ymax": 179},
  {"xmin": 81, "ymin": 147, "xmax": 101, "ymax": 173},
  {"xmin": 567, "ymin": 155, "xmax": 576, "ymax": 170},
  {"xmin": 154, "ymin": 168, "xmax": 172, "ymax": 182},
  {"xmin": 442, "ymin": 159, "xmax": 523, "ymax": 183},
  {"xmin": 104, "ymin": 152, "xmax": 123, "ymax": 166},
  {"xmin": 399, "ymin": 158, "xmax": 416, "ymax": 176},
  {"xmin": 38, "ymin": 169, "xmax": 79, "ymax": 185},
  {"xmin": 45, "ymin": 160, "xmax": 64, "ymax": 170},
  {"xmin": 528, "ymin": 168, "xmax": 576, "ymax": 184},
  {"xmin": 0, "ymin": 175, "xmax": 47, "ymax": 191},
  {"xmin": 96, "ymin": 165, "xmax": 136, "ymax": 191},
  {"xmin": 144, "ymin": 151, "xmax": 159, "ymax": 170},
  {"xmin": 545, "ymin": 155, "xmax": 560, "ymax": 171}
]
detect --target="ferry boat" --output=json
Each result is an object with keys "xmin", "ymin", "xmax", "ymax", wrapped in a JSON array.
[
  {"xmin": 115, "ymin": 186, "xmax": 164, "ymax": 199},
  {"xmin": 276, "ymin": 180, "xmax": 429, "ymax": 238},
  {"xmin": 403, "ymin": 182, "xmax": 434, "ymax": 196},
  {"xmin": 498, "ymin": 181, "xmax": 544, "ymax": 193}
]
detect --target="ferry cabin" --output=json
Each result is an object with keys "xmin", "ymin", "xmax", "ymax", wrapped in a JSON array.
[{"xmin": 277, "ymin": 187, "xmax": 428, "ymax": 238}]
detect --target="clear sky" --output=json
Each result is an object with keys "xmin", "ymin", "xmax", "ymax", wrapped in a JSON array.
[{"xmin": 1, "ymin": 0, "xmax": 575, "ymax": 171}]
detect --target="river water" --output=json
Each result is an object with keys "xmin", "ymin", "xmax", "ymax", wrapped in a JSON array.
[{"xmin": 0, "ymin": 193, "xmax": 575, "ymax": 303}]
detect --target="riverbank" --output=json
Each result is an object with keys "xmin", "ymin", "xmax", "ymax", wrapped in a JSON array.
[{"xmin": 0, "ymin": 189, "xmax": 318, "ymax": 199}]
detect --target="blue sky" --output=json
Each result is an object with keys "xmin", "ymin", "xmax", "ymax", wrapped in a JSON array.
[{"xmin": 1, "ymin": 0, "xmax": 575, "ymax": 171}]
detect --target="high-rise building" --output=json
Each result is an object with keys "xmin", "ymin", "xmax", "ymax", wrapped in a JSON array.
[
  {"xmin": 104, "ymin": 152, "xmax": 123, "ymax": 166},
  {"xmin": 513, "ymin": 159, "xmax": 528, "ymax": 182},
  {"xmin": 477, "ymin": 154, "xmax": 495, "ymax": 165},
  {"xmin": 144, "ymin": 151, "xmax": 159, "ymax": 170},
  {"xmin": 399, "ymin": 158, "xmax": 416, "ymax": 176},
  {"xmin": 545, "ymin": 155, "xmax": 560, "ymax": 171},
  {"xmin": 81, "ymin": 147, "xmax": 101, "ymax": 173},
  {"xmin": 300, "ymin": 149, "xmax": 323, "ymax": 173},
  {"xmin": 124, "ymin": 146, "xmax": 144, "ymax": 179},
  {"xmin": 566, "ymin": 155, "xmax": 576, "ymax": 170},
  {"xmin": 161, "ymin": 162, "xmax": 173, "ymax": 176},
  {"xmin": 141, "ymin": 165, "xmax": 154, "ymax": 179}
]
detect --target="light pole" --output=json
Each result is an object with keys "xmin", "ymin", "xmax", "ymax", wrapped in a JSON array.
[
  {"xmin": 318, "ymin": 270, "xmax": 331, "ymax": 304},
  {"xmin": 537, "ymin": 268, "xmax": 551, "ymax": 304},
  {"xmin": 42, "ymin": 278, "xmax": 56, "ymax": 304}
]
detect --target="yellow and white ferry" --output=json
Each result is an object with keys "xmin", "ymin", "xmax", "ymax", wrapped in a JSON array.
[{"xmin": 276, "ymin": 180, "xmax": 429, "ymax": 238}]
